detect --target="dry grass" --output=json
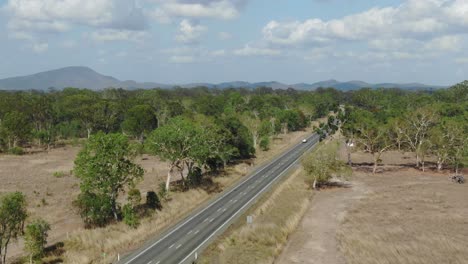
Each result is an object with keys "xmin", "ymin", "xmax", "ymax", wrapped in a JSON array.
[
  {"xmin": 337, "ymin": 150, "xmax": 468, "ymax": 264},
  {"xmin": 0, "ymin": 127, "xmax": 313, "ymax": 263},
  {"xmin": 62, "ymin": 128, "xmax": 314, "ymax": 263},
  {"xmin": 199, "ymin": 167, "xmax": 313, "ymax": 264}
]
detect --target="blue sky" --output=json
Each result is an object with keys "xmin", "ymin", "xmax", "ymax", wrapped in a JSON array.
[{"xmin": 0, "ymin": 0, "xmax": 467, "ymax": 85}]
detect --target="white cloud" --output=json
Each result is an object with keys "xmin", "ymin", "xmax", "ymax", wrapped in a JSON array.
[
  {"xmin": 233, "ymin": 45, "xmax": 281, "ymax": 56},
  {"xmin": 455, "ymin": 57, "xmax": 468, "ymax": 64},
  {"xmin": 424, "ymin": 35, "xmax": 462, "ymax": 52},
  {"xmin": 175, "ymin": 19, "xmax": 206, "ymax": 43},
  {"xmin": 210, "ymin": 49, "xmax": 226, "ymax": 56},
  {"xmin": 150, "ymin": 0, "xmax": 247, "ymax": 21},
  {"xmin": 89, "ymin": 29, "xmax": 149, "ymax": 42},
  {"xmin": 170, "ymin": 55, "xmax": 195, "ymax": 63},
  {"xmin": 218, "ymin": 31, "xmax": 232, "ymax": 40},
  {"xmin": 32, "ymin": 42, "xmax": 48, "ymax": 53},
  {"xmin": 262, "ymin": 0, "xmax": 468, "ymax": 47},
  {"xmin": 4, "ymin": 0, "xmax": 147, "ymax": 39},
  {"xmin": 60, "ymin": 40, "xmax": 76, "ymax": 48}
]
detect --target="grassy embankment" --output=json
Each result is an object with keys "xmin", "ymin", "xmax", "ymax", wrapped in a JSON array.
[{"xmin": 198, "ymin": 140, "xmax": 337, "ymax": 264}]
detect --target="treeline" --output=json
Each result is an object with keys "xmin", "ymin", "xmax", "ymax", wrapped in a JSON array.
[
  {"xmin": 339, "ymin": 81, "xmax": 468, "ymax": 174},
  {"xmin": 0, "ymin": 87, "xmax": 339, "ymax": 154}
]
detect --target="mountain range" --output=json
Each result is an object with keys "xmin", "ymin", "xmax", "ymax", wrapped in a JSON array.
[{"xmin": 0, "ymin": 66, "xmax": 445, "ymax": 91}]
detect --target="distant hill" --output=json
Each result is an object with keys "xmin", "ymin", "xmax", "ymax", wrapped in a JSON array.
[{"xmin": 0, "ymin": 66, "xmax": 446, "ymax": 91}]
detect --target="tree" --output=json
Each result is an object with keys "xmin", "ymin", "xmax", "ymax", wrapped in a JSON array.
[
  {"xmin": 302, "ymin": 142, "xmax": 350, "ymax": 189},
  {"xmin": 122, "ymin": 105, "xmax": 158, "ymax": 142},
  {"xmin": 74, "ymin": 132, "xmax": 144, "ymax": 224},
  {"xmin": 240, "ymin": 113, "xmax": 261, "ymax": 149},
  {"xmin": 351, "ymin": 110, "xmax": 394, "ymax": 174},
  {"xmin": 147, "ymin": 117, "xmax": 201, "ymax": 191},
  {"xmin": 0, "ymin": 111, "xmax": 32, "ymax": 149},
  {"xmin": 401, "ymin": 107, "xmax": 438, "ymax": 169},
  {"xmin": 0, "ymin": 192, "xmax": 28, "ymax": 264},
  {"xmin": 24, "ymin": 219, "xmax": 50, "ymax": 264}
]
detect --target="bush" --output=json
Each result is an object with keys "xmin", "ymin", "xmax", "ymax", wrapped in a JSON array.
[
  {"xmin": 8, "ymin": 146, "xmax": 24, "ymax": 155},
  {"xmin": 53, "ymin": 171, "xmax": 66, "ymax": 178},
  {"xmin": 146, "ymin": 191, "xmax": 162, "ymax": 210},
  {"xmin": 24, "ymin": 219, "xmax": 51, "ymax": 262},
  {"xmin": 122, "ymin": 204, "xmax": 139, "ymax": 228},
  {"xmin": 75, "ymin": 192, "xmax": 114, "ymax": 228},
  {"xmin": 259, "ymin": 137, "xmax": 270, "ymax": 151},
  {"xmin": 127, "ymin": 189, "xmax": 141, "ymax": 208}
]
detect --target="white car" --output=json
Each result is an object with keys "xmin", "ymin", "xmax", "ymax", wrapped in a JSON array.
[{"xmin": 302, "ymin": 139, "xmax": 308, "ymax": 143}]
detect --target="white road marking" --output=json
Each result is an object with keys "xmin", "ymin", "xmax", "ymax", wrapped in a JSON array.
[
  {"xmin": 209, "ymin": 218, "xmax": 215, "ymax": 223},
  {"xmin": 203, "ymin": 218, "xmax": 209, "ymax": 222},
  {"xmin": 124, "ymin": 134, "xmax": 318, "ymax": 264},
  {"xmin": 156, "ymin": 261, "xmax": 160, "ymax": 264},
  {"xmin": 187, "ymin": 230, "xmax": 193, "ymax": 235},
  {"xmin": 147, "ymin": 261, "xmax": 152, "ymax": 264},
  {"xmin": 169, "ymin": 244, "xmax": 174, "ymax": 249},
  {"xmin": 223, "ymin": 208, "xmax": 227, "ymax": 212},
  {"xmin": 176, "ymin": 244, "xmax": 182, "ymax": 249},
  {"xmin": 178, "ymin": 141, "xmax": 313, "ymax": 264},
  {"xmin": 194, "ymin": 230, "xmax": 200, "ymax": 234}
]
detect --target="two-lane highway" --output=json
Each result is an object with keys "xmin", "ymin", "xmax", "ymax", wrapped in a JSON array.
[{"xmin": 119, "ymin": 133, "xmax": 320, "ymax": 264}]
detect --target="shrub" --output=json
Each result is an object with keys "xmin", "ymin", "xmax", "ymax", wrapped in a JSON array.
[
  {"xmin": 8, "ymin": 147, "xmax": 24, "ymax": 155},
  {"xmin": 259, "ymin": 137, "xmax": 270, "ymax": 151},
  {"xmin": 24, "ymin": 219, "xmax": 51, "ymax": 262},
  {"xmin": 75, "ymin": 192, "xmax": 113, "ymax": 228},
  {"xmin": 127, "ymin": 189, "xmax": 141, "ymax": 208},
  {"xmin": 53, "ymin": 171, "xmax": 66, "ymax": 178},
  {"xmin": 122, "ymin": 204, "xmax": 139, "ymax": 228}
]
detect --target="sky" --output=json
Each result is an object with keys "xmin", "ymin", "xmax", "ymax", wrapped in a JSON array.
[{"xmin": 0, "ymin": 0, "xmax": 467, "ymax": 85}]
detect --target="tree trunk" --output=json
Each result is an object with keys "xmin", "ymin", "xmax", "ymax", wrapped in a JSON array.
[
  {"xmin": 416, "ymin": 153, "xmax": 420, "ymax": 168},
  {"xmin": 312, "ymin": 176, "xmax": 317, "ymax": 190},
  {"xmin": 437, "ymin": 158, "xmax": 443, "ymax": 172},
  {"xmin": 166, "ymin": 165, "xmax": 174, "ymax": 192},
  {"xmin": 372, "ymin": 154, "xmax": 379, "ymax": 174},
  {"xmin": 87, "ymin": 128, "xmax": 92, "ymax": 139},
  {"xmin": 111, "ymin": 194, "xmax": 119, "ymax": 221}
]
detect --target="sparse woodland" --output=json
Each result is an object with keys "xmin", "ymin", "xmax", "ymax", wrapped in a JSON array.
[{"xmin": 0, "ymin": 82, "xmax": 467, "ymax": 263}]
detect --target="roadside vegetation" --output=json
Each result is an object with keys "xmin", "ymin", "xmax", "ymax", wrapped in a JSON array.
[
  {"xmin": 0, "ymin": 80, "xmax": 467, "ymax": 263},
  {"xmin": 0, "ymin": 86, "xmax": 335, "ymax": 263}
]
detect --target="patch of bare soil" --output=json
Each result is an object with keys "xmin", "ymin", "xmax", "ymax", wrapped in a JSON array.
[{"xmin": 275, "ymin": 179, "xmax": 366, "ymax": 264}]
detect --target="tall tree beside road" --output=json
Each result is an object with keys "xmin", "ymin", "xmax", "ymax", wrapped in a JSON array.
[{"xmin": 74, "ymin": 133, "xmax": 144, "ymax": 225}]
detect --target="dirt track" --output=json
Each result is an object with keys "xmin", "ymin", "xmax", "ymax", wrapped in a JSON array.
[{"xmin": 275, "ymin": 180, "xmax": 366, "ymax": 264}]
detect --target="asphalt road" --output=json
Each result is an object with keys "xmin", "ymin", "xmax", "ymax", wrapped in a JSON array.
[{"xmin": 119, "ymin": 133, "xmax": 320, "ymax": 264}]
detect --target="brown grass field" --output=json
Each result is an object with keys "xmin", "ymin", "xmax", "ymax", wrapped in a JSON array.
[
  {"xmin": 0, "ymin": 127, "xmax": 313, "ymax": 263},
  {"xmin": 337, "ymin": 151, "xmax": 468, "ymax": 264},
  {"xmin": 199, "ymin": 139, "xmax": 468, "ymax": 264}
]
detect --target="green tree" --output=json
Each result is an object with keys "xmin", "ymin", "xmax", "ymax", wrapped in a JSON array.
[
  {"xmin": 401, "ymin": 107, "xmax": 438, "ymax": 169},
  {"xmin": 302, "ymin": 142, "xmax": 350, "ymax": 189},
  {"xmin": 122, "ymin": 105, "xmax": 158, "ymax": 142},
  {"xmin": 74, "ymin": 133, "xmax": 144, "ymax": 224},
  {"xmin": 147, "ymin": 117, "xmax": 201, "ymax": 191},
  {"xmin": 351, "ymin": 110, "xmax": 394, "ymax": 174},
  {"xmin": 24, "ymin": 219, "xmax": 50, "ymax": 263},
  {"xmin": 0, "ymin": 111, "xmax": 32, "ymax": 149},
  {"xmin": 0, "ymin": 192, "xmax": 28, "ymax": 264}
]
